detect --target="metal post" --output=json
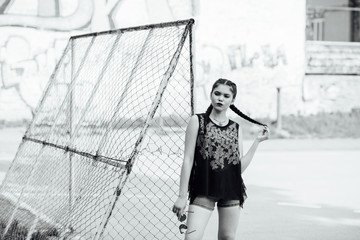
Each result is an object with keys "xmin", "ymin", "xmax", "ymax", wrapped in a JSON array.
[
  {"xmin": 68, "ymin": 38, "xmax": 75, "ymax": 226},
  {"xmin": 189, "ymin": 19, "xmax": 195, "ymax": 115},
  {"xmin": 276, "ymin": 87, "xmax": 282, "ymax": 130}
]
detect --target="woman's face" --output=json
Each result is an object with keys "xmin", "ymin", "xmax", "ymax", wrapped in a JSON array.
[{"xmin": 210, "ymin": 84, "xmax": 235, "ymax": 111}]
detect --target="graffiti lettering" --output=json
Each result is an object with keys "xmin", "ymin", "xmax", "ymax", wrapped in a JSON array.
[{"xmin": 228, "ymin": 44, "xmax": 287, "ymax": 70}]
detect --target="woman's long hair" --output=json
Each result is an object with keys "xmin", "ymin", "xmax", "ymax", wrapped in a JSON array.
[{"xmin": 205, "ymin": 78, "xmax": 267, "ymax": 127}]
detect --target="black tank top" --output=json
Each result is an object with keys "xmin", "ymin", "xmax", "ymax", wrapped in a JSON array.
[{"xmin": 189, "ymin": 113, "xmax": 247, "ymax": 206}]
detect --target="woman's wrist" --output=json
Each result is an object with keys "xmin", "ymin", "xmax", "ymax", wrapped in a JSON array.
[{"xmin": 178, "ymin": 193, "xmax": 187, "ymax": 199}]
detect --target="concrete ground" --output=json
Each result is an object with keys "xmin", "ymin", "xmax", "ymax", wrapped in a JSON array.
[
  {"xmin": 204, "ymin": 138, "xmax": 360, "ymax": 240},
  {"xmin": 0, "ymin": 127, "xmax": 359, "ymax": 239}
]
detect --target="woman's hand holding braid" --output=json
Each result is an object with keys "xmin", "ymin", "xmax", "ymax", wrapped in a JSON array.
[{"xmin": 256, "ymin": 126, "xmax": 270, "ymax": 142}]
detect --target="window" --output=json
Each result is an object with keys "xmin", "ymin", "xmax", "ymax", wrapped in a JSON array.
[{"xmin": 306, "ymin": 0, "xmax": 360, "ymax": 42}]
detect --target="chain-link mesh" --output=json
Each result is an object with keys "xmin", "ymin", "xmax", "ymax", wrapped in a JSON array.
[{"xmin": 0, "ymin": 19, "xmax": 194, "ymax": 240}]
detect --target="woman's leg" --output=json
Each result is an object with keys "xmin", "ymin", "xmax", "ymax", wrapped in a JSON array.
[
  {"xmin": 217, "ymin": 205, "xmax": 241, "ymax": 240},
  {"xmin": 184, "ymin": 204, "xmax": 213, "ymax": 240}
]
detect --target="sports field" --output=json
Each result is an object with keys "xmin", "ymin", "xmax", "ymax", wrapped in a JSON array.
[{"xmin": 0, "ymin": 127, "xmax": 359, "ymax": 239}]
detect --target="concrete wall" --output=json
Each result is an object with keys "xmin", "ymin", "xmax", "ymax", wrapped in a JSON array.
[
  {"xmin": 1, "ymin": 0, "xmax": 357, "ymax": 123},
  {"xmin": 303, "ymin": 74, "xmax": 360, "ymax": 114},
  {"xmin": 304, "ymin": 40, "xmax": 360, "ymax": 114},
  {"xmin": 306, "ymin": 41, "xmax": 360, "ymax": 74},
  {"xmin": 192, "ymin": 0, "xmax": 305, "ymax": 119}
]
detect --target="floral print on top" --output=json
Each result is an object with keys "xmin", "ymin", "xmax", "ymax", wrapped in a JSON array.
[{"xmin": 197, "ymin": 118, "xmax": 240, "ymax": 171}]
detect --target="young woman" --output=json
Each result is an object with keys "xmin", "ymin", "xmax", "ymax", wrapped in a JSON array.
[{"xmin": 172, "ymin": 78, "xmax": 269, "ymax": 240}]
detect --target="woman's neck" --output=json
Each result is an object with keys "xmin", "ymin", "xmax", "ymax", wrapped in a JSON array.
[{"xmin": 210, "ymin": 109, "xmax": 228, "ymax": 121}]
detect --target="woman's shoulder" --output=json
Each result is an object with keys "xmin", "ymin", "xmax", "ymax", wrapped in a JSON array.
[
  {"xmin": 186, "ymin": 115, "xmax": 200, "ymax": 133},
  {"xmin": 188, "ymin": 113, "xmax": 208, "ymax": 130},
  {"xmin": 188, "ymin": 114, "xmax": 201, "ymax": 126},
  {"xmin": 190, "ymin": 113, "xmax": 207, "ymax": 122}
]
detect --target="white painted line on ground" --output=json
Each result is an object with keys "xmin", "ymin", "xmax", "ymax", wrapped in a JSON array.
[{"xmin": 277, "ymin": 202, "xmax": 322, "ymax": 209}]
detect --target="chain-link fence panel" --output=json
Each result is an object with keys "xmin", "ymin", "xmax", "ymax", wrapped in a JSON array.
[{"xmin": 0, "ymin": 19, "xmax": 194, "ymax": 240}]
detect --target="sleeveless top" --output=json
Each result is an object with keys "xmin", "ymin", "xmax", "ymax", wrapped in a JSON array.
[{"xmin": 188, "ymin": 113, "xmax": 247, "ymax": 207}]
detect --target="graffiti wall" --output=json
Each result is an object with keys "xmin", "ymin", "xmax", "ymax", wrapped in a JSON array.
[
  {"xmin": 0, "ymin": 28, "xmax": 70, "ymax": 121},
  {"xmin": 0, "ymin": 0, "xmax": 306, "ymax": 122},
  {"xmin": 0, "ymin": 0, "xmax": 117, "ymax": 121},
  {"xmin": 193, "ymin": 0, "xmax": 306, "ymax": 118}
]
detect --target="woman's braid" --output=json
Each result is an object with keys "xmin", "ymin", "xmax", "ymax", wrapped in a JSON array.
[
  {"xmin": 230, "ymin": 105, "xmax": 267, "ymax": 127},
  {"xmin": 205, "ymin": 104, "xmax": 213, "ymax": 117}
]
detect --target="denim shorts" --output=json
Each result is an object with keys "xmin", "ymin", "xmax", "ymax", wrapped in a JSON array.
[{"xmin": 191, "ymin": 195, "xmax": 240, "ymax": 211}]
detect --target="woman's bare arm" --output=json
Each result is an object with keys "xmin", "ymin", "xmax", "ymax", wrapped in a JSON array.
[
  {"xmin": 173, "ymin": 115, "xmax": 199, "ymax": 218},
  {"xmin": 240, "ymin": 126, "xmax": 269, "ymax": 173}
]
